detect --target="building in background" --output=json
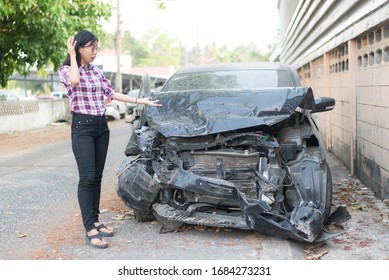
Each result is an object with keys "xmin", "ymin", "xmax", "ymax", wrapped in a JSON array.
[
  {"xmin": 276, "ymin": 0, "xmax": 389, "ymax": 200},
  {"xmin": 9, "ymin": 49, "xmax": 171, "ymax": 96},
  {"xmin": 94, "ymin": 49, "xmax": 132, "ymax": 72}
]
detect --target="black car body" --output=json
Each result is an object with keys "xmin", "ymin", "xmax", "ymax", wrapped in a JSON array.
[{"xmin": 116, "ymin": 62, "xmax": 346, "ymax": 242}]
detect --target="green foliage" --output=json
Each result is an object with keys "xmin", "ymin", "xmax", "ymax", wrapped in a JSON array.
[
  {"xmin": 98, "ymin": 28, "xmax": 273, "ymax": 70},
  {"xmin": 100, "ymin": 28, "xmax": 182, "ymax": 69},
  {"xmin": 185, "ymin": 42, "xmax": 274, "ymax": 66},
  {"xmin": 138, "ymin": 28, "xmax": 182, "ymax": 69},
  {"xmin": 98, "ymin": 30, "xmax": 149, "ymax": 66},
  {"xmin": 154, "ymin": 0, "xmax": 173, "ymax": 9},
  {"xmin": 98, "ymin": 32, "xmax": 115, "ymax": 50},
  {"xmin": 122, "ymin": 31, "xmax": 148, "ymax": 66},
  {"xmin": 0, "ymin": 0, "xmax": 112, "ymax": 87}
]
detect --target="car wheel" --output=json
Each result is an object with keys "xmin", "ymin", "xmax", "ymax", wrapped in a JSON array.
[
  {"xmin": 134, "ymin": 210, "xmax": 156, "ymax": 222},
  {"xmin": 116, "ymin": 162, "xmax": 160, "ymax": 213}
]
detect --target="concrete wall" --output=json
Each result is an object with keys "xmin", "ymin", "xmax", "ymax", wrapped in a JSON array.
[
  {"xmin": 0, "ymin": 99, "xmax": 71, "ymax": 134},
  {"xmin": 277, "ymin": 0, "xmax": 389, "ymax": 200},
  {"xmin": 355, "ymin": 23, "xmax": 389, "ymax": 199}
]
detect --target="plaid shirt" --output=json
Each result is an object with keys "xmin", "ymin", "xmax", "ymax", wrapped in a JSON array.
[{"xmin": 59, "ymin": 64, "xmax": 114, "ymax": 116}]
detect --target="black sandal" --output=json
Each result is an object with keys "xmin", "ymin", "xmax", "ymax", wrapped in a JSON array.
[
  {"xmin": 85, "ymin": 232, "xmax": 108, "ymax": 249},
  {"xmin": 95, "ymin": 223, "xmax": 114, "ymax": 237}
]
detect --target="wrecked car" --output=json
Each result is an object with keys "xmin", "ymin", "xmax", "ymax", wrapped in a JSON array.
[{"xmin": 116, "ymin": 62, "xmax": 347, "ymax": 242}]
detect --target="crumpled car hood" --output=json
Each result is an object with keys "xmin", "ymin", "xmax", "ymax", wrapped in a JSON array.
[{"xmin": 147, "ymin": 87, "xmax": 315, "ymax": 137}]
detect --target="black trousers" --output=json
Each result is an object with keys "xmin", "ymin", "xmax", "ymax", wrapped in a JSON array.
[{"xmin": 71, "ymin": 113, "xmax": 110, "ymax": 232}]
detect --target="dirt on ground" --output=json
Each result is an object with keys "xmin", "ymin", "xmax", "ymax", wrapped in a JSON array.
[{"xmin": 0, "ymin": 119, "xmax": 130, "ymax": 260}]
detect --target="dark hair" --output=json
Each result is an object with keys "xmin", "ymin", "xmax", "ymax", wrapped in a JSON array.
[{"xmin": 62, "ymin": 30, "xmax": 98, "ymax": 67}]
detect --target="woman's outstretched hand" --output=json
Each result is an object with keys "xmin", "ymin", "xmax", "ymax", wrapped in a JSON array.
[{"xmin": 139, "ymin": 97, "xmax": 162, "ymax": 106}]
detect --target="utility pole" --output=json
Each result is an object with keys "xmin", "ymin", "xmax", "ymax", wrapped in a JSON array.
[{"xmin": 115, "ymin": 0, "xmax": 122, "ymax": 93}]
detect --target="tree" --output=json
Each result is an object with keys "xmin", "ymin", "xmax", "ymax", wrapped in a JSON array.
[
  {"xmin": 122, "ymin": 31, "xmax": 148, "ymax": 66},
  {"xmin": 138, "ymin": 28, "xmax": 182, "ymax": 69},
  {"xmin": 154, "ymin": 0, "xmax": 173, "ymax": 9},
  {"xmin": 0, "ymin": 0, "xmax": 111, "ymax": 87},
  {"xmin": 230, "ymin": 42, "xmax": 270, "ymax": 62},
  {"xmin": 184, "ymin": 42, "xmax": 275, "ymax": 66}
]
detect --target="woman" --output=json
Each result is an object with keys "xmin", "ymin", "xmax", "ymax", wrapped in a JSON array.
[{"xmin": 59, "ymin": 30, "xmax": 161, "ymax": 249}]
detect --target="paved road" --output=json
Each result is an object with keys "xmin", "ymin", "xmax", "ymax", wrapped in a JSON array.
[{"xmin": 0, "ymin": 119, "xmax": 388, "ymax": 260}]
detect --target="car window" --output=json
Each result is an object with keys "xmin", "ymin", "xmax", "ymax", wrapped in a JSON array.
[
  {"xmin": 163, "ymin": 70, "xmax": 294, "ymax": 91},
  {"xmin": 50, "ymin": 92, "xmax": 67, "ymax": 98}
]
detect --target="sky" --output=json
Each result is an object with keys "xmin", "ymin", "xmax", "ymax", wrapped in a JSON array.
[{"xmin": 103, "ymin": 0, "xmax": 279, "ymax": 52}]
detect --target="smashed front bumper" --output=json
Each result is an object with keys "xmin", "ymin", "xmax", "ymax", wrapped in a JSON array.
[{"xmin": 153, "ymin": 168, "xmax": 344, "ymax": 242}]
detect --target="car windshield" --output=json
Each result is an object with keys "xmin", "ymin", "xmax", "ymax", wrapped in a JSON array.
[{"xmin": 162, "ymin": 69, "xmax": 294, "ymax": 91}]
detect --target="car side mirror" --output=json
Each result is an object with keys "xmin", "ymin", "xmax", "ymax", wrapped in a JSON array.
[
  {"xmin": 140, "ymin": 74, "xmax": 151, "ymax": 98},
  {"xmin": 311, "ymin": 97, "xmax": 335, "ymax": 113}
]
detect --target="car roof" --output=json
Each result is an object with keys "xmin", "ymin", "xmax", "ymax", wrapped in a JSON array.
[{"xmin": 173, "ymin": 62, "xmax": 293, "ymax": 75}]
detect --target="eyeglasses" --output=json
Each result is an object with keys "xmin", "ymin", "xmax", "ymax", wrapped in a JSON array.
[{"xmin": 82, "ymin": 45, "xmax": 101, "ymax": 53}]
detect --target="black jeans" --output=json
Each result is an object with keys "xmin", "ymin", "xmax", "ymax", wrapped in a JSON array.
[{"xmin": 71, "ymin": 113, "xmax": 110, "ymax": 232}]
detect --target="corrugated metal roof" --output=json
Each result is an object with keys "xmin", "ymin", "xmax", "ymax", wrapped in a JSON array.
[{"xmin": 278, "ymin": 0, "xmax": 389, "ymax": 68}]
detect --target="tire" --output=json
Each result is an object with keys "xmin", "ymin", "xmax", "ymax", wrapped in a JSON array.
[
  {"xmin": 116, "ymin": 162, "xmax": 160, "ymax": 213},
  {"xmin": 134, "ymin": 210, "xmax": 156, "ymax": 222}
]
